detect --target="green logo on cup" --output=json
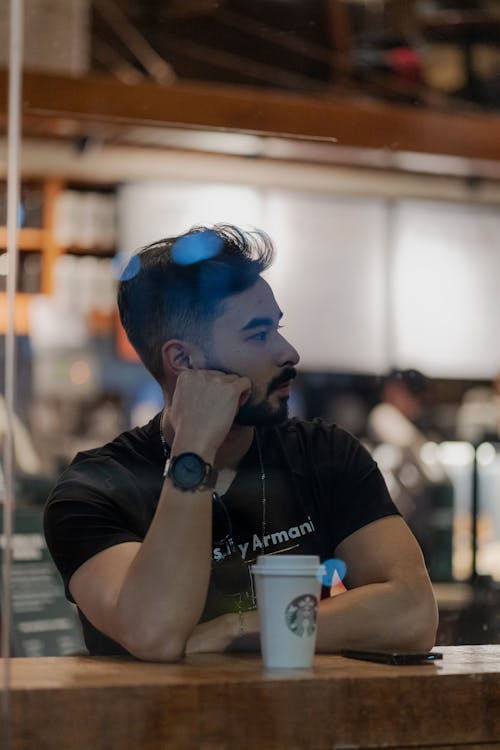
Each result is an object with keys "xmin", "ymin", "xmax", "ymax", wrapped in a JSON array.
[{"xmin": 284, "ymin": 594, "xmax": 318, "ymax": 637}]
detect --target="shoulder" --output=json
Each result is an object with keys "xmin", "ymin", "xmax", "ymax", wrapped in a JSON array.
[
  {"xmin": 276, "ymin": 417, "xmax": 363, "ymax": 453},
  {"xmin": 74, "ymin": 412, "xmax": 161, "ymax": 469},
  {"xmin": 46, "ymin": 413, "xmax": 163, "ymax": 502},
  {"xmin": 77, "ymin": 412, "xmax": 163, "ymax": 465},
  {"xmin": 275, "ymin": 417, "xmax": 378, "ymax": 479}
]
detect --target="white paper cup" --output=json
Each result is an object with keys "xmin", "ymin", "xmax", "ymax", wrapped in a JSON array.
[{"xmin": 251, "ymin": 554, "xmax": 325, "ymax": 668}]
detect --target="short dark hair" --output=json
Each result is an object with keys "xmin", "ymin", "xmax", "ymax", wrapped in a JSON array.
[
  {"xmin": 118, "ymin": 224, "xmax": 274, "ymax": 384},
  {"xmin": 387, "ymin": 368, "xmax": 429, "ymax": 395}
]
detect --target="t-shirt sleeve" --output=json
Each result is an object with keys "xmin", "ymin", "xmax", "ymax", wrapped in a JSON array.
[
  {"xmin": 309, "ymin": 420, "xmax": 400, "ymax": 554},
  {"xmin": 44, "ymin": 457, "xmax": 144, "ymax": 602}
]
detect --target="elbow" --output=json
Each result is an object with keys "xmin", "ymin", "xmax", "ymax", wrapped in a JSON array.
[
  {"xmin": 117, "ymin": 625, "xmax": 187, "ymax": 663},
  {"xmin": 132, "ymin": 644, "xmax": 185, "ymax": 663},
  {"xmin": 123, "ymin": 637, "xmax": 186, "ymax": 663},
  {"xmin": 418, "ymin": 609, "xmax": 439, "ymax": 652},
  {"xmin": 410, "ymin": 621, "xmax": 438, "ymax": 653},
  {"xmin": 405, "ymin": 587, "xmax": 439, "ymax": 652},
  {"xmin": 109, "ymin": 602, "xmax": 190, "ymax": 662}
]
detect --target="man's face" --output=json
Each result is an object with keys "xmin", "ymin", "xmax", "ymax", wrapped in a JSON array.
[{"xmin": 201, "ymin": 277, "xmax": 300, "ymax": 426}]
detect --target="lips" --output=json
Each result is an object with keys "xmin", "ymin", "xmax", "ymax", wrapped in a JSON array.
[
  {"xmin": 276, "ymin": 381, "xmax": 290, "ymax": 390},
  {"xmin": 273, "ymin": 381, "xmax": 291, "ymax": 396},
  {"xmin": 267, "ymin": 367, "xmax": 297, "ymax": 397}
]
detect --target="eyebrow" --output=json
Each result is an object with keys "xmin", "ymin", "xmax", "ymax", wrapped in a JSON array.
[{"xmin": 240, "ymin": 311, "xmax": 283, "ymax": 332}]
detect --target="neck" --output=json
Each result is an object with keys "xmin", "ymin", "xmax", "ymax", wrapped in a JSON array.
[
  {"xmin": 160, "ymin": 409, "xmax": 254, "ymax": 470},
  {"xmin": 215, "ymin": 424, "xmax": 255, "ymax": 469}
]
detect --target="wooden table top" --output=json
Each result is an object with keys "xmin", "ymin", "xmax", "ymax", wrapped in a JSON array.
[{"xmin": 4, "ymin": 645, "xmax": 500, "ymax": 750}]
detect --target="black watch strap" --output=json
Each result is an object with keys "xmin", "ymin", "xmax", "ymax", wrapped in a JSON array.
[{"xmin": 164, "ymin": 452, "xmax": 218, "ymax": 492}]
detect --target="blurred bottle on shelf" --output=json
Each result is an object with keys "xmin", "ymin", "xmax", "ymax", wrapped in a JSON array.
[{"xmin": 54, "ymin": 189, "xmax": 117, "ymax": 252}]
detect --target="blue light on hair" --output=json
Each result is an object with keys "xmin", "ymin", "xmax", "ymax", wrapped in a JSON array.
[
  {"xmin": 171, "ymin": 230, "xmax": 223, "ymax": 266},
  {"xmin": 320, "ymin": 558, "xmax": 347, "ymax": 587},
  {"xmin": 116, "ymin": 252, "xmax": 141, "ymax": 281}
]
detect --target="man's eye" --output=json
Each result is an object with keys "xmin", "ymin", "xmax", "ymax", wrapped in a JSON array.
[{"xmin": 249, "ymin": 331, "xmax": 268, "ymax": 342}]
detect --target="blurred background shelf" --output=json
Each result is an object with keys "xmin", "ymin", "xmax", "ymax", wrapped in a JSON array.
[
  {"xmin": 0, "ymin": 292, "xmax": 33, "ymax": 336},
  {"xmin": 0, "ymin": 227, "xmax": 45, "ymax": 250}
]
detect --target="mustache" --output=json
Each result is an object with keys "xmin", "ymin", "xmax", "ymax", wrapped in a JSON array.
[{"xmin": 267, "ymin": 367, "xmax": 297, "ymax": 396}]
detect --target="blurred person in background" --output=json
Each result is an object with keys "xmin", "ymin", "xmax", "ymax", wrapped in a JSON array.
[
  {"xmin": 367, "ymin": 369, "xmax": 453, "ymax": 579},
  {"xmin": 456, "ymin": 372, "xmax": 500, "ymax": 444}
]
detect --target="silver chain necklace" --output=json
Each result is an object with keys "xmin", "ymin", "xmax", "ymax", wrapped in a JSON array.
[
  {"xmin": 254, "ymin": 428, "xmax": 267, "ymax": 541},
  {"xmin": 159, "ymin": 415, "xmax": 267, "ymax": 542}
]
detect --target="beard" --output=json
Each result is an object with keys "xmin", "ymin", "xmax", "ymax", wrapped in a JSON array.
[
  {"xmin": 234, "ymin": 394, "xmax": 289, "ymax": 426},
  {"xmin": 201, "ymin": 344, "xmax": 297, "ymax": 427},
  {"xmin": 206, "ymin": 359, "xmax": 297, "ymax": 427}
]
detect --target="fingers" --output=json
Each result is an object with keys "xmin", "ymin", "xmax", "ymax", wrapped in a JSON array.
[
  {"xmin": 179, "ymin": 368, "xmax": 250, "ymax": 392},
  {"xmin": 169, "ymin": 369, "xmax": 253, "ymax": 451},
  {"xmin": 236, "ymin": 377, "xmax": 252, "ymax": 406}
]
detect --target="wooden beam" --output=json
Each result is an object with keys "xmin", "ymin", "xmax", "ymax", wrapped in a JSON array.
[
  {"xmin": 0, "ymin": 227, "xmax": 45, "ymax": 250},
  {"xmin": 326, "ymin": 0, "xmax": 354, "ymax": 83},
  {"xmin": 0, "ymin": 292, "xmax": 32, "ymax": 335},
  {"xmin": 2, "ymin": 69, "xmax": 500, "ymax": 162}
]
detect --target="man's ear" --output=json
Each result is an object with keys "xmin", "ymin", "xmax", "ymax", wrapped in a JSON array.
[{"xmin": 161, "ymin": 340, "xmax": 194, "ymax": 377}]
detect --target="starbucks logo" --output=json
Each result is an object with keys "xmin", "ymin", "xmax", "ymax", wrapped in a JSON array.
[{"xmin": 284, "ymin": 594, "xmax": 318, "ymax": 637}]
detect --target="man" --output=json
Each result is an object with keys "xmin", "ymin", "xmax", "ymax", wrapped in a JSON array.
[
  {"xmin": 369, "ymin": 369, "xmax": 435, "ymax": 440},
  {"xmin": 44, "ymin": 224, "xmax": 438, "ymax": 661},
  {"xmin": 367, "ymin": 369, "xmax": 452, "ymax": 579}
]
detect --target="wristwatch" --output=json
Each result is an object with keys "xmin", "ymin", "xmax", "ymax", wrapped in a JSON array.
[{"xmin": 164, "ymin": 452, "xmax": 218, "ymax": 492}]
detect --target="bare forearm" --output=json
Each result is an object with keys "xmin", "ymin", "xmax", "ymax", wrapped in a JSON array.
[
  {"xmin": 185, "ymin": 580, "xmax": 438, "ymax": 658},
  {"xmin": 113, "ymin": 482, "xmax": 213, "ymax": 660},
  {"xmin": 316, "ymin": 580, "xmax": 438, "ymax": 653},
  {"xmin": 185, "ymin": 610, "xmax": 260, "ymax": 655}
]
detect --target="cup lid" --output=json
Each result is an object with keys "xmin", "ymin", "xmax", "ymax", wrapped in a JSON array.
[
  {"xmin": 253, "ymin": 554, "xmax": 320, "ymax": 569},
  {"xmin": 251, "ymin": 565, "xmax": 325, "ymax": 576}
]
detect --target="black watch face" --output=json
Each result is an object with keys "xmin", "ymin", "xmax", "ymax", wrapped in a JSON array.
[{"xmin": 172, "ymin": 453, "xmax": 206, "ymax": 489}]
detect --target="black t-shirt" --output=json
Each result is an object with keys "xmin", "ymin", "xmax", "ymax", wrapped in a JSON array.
[{"xmin": 44, "ymin": 415, "xmax": 399, "ymax": 656}]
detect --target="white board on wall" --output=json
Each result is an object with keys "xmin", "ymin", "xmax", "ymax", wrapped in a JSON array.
[
  {"xmin": 392, "ymin": 200, "xmax": 500, "ymax": 379},
  {"xmin": 263, "ymin": 190, "xmax": 389, "ymax": 373},
  {"xmin": 118, "ymin": 181, "xmax": 264, "ymax": 255}
]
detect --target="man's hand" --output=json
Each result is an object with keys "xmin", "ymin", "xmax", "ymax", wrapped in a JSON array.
[
  {"xmin": 185, "ymin": 610, "xmax": 260, "ymax": 655},
  {"xmin": 169, "ymin": 369, "xmax": 252, "ymax": 455}
]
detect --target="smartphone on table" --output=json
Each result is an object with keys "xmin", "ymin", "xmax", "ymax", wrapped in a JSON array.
[{"xmin": 340, "ymin": 650, "xmax": 443, "ymax": 665}]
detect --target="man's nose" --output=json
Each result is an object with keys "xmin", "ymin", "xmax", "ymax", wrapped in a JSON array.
[{"xmin": 276, "ymin": 335, "xmax": 300, "ymax": 368}]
